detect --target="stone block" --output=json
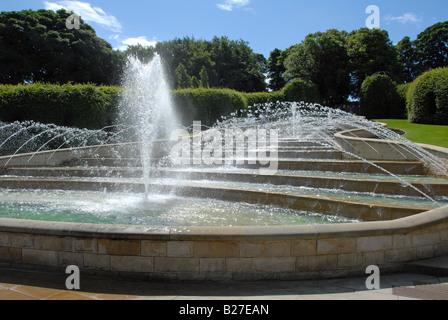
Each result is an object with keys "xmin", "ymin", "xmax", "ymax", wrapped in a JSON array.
[
  {"xmin": 84, "ymin": 253, "xmax": 110, "ymax": 270},
  {"xmin": 385, "ymin": 248, "xmax": 417, "ymax": 263},
  {"xmin": 317, "ymin": 238, "xmax": 356, "ymax": 255},
  {"xmin": 0, "ymin": 233, "xmax": 10, "ymax": 246},
  {"xmin": 362, "ymin": 251, "xmax": 385, "ymax": 267},
  {"xmin": 22, "ymin": 249, "xmax": 58, "ymax": 267},
  {"xmin": 111, "ymin": 256, "xmax": 153, "ymax": 273},
  {"xmin": 296, "ymin": 255, "xmax": 337, "ymax": 272},
  {"xmin": 357, "ymin": 235, "xmax": 392, "ymax": 252},
  {"xmin": 338, "ymin": 253, "xmax": 362, "ymax": 268},
  {"xmin": 194, "ymin": 241, "xmax": 239, "ymax": 258},
  {"xmin": 226, "ymin": 258, "xmax": 252, "ymax": 273},
  {"xmin": 0, "ymin": 246, "xmax": 21, "ymax": 262},
  {"xmin": 141, "ymin": 241, "xmax": 167, "ymax": 257},
  {"xmin": 73, "ymin": 238, "xmax": 97, "ymax": 253},
  {"xmin": 240, "ymin": 241, "xmax": 290, "ymax": 258},
  {"xmin": 411, "ymin": 230, "xmax": 440, "ymax": 247},
  {"xmin": 11, "ymin": 234, "xmax": 33, "ymax": 248},
  {"xmin": 167, "ymin": 241, "xmax": 193, "ymax": 257},
  {"xmin": 252, "ymin": 257, "xmax": 296, "ymax": 273},
  {"xmin": 98, "ymin": 239, "xmax": 140, "ymax": 256},
  {"xmin": 200, "ymin": 258, "xmax": 226, "ymax": 273},
  {"xmin": 291, "ymin": 240, "xmax": 316, "ymax": 256},
  {"xmin": 58, "ymin": 252, "xmax": 83, "ymax": 267},
  {"xmin": 34, "ymin": 235, "xmax": 71, "ymax": 251}
]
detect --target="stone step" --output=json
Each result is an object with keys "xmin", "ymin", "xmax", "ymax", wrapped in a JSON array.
[
  {"xmin": 4, "ymin": 167, "xmax": 447, "ymax": 198},
  {"xmin": 0, "ymin": 176, "xmax": 431, "ymax": 221},
  {"xmin": 74, "ymin": 158, "xmax": 425, "ymax": 176}
]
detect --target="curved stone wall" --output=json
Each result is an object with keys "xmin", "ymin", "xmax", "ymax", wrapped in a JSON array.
[{"xmin": 0, "ymin": 205, "xmax": 447, "ymax": 281}]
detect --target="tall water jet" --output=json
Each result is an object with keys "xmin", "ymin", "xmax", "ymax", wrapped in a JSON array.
[{"xmin": 118, "ymin": 55, "xmax": 179, "ymax": 195}]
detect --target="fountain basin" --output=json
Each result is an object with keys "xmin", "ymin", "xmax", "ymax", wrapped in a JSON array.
[{"xmin": 0, "ymin": 205, "xmax": 447, "ymax": 281}]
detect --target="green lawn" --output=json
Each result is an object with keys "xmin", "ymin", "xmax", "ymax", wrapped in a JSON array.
[{"xmin": 375, "ymin": 119, "xmax": 448, "ymax": 148}]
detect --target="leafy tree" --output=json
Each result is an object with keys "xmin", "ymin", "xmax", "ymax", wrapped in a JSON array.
[
  {"xmin": 396, "ymin": 36, "xmax": 419, "ymax": 83},
  {"xmin": 125, "ymin": 36, "xmax": 266, "ymax": 92},
  {"xmin": 267, "ymin": 48, "xmax": 287, "ymax": 91},
  {"xmin": 347, "ymin": 28, "xmax": 401, "ymax": 99},
  {"xmin": 175, "ymin": 63, "xmax": 192, "ymax": 89},
  {"xmin": 199, "ymin": 66, "xmax": 210, "ymax": 88},
  {"xmin": 284, "ymin": 29, "xmax": 350, "ymax": 107},
  {"xmin": 414, "ymin": 21, "xmax": 448, "ymax": 73},
  {"xmin": 0, "ymin": 9, "xmax": 124, "ymax": 85}
]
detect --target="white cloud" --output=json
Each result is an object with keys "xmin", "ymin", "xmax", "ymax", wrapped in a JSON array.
[
  {"xmin": 217, "ymin": 0, "xmax": 251, "ymax": 11},
  {"xmin": 117, "ymin": 36, "xmax": 158, "ymax": 51},
  {"xmin": 386, "ymin": 13, "xmax": 423, "ymax": 25},
  {"xmin": 44, "ymin": 1, "xmax": 122, "ymax": 32}
]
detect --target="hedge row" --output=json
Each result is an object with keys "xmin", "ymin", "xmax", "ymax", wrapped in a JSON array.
[
  {"xmin": 0, "ymin": 80, "xmax": 322, "ymax": 129},
  {"xmin": 407, "ymin": 67, "xmax": 448, "ymax": 125},
  {"xmin": 0, "ymin": 83, "xmax": 120, "ymax": 130},
  {"xmin": 172, "ymin": 88, "xmax": 247, "ymax": 127}
]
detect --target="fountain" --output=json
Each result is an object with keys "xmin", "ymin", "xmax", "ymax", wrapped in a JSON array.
[{"xmin": 0, "ymin": 56, "xmax": 447, "ymax": 281}]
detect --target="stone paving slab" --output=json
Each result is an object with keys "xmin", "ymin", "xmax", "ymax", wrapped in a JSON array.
[{"xmin": 0, "ymin": 269, "xmax": 447, "ymax": 300}]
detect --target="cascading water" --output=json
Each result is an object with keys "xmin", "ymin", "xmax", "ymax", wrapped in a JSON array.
[{"xmin": 118, "ymin": 54, "xmax": 179, "ymax": 195}]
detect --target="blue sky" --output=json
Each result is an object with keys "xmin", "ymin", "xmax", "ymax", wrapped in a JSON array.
[{"xmin": 2, "ymin": 0, "xmax": 447, "ymax": 58}]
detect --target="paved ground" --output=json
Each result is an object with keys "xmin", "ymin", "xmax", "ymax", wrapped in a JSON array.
[{"xmin": 0, "ymin": 267, "xmax": 447, "ymax": 300}]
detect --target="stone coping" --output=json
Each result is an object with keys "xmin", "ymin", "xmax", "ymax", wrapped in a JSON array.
[
  {"xmin": 1, "ymin": 205, "xmax": 447, "ymax": 241},
  {"xmin": 335, "ymin": 128, "xmax": 448, "ymax": 161}
]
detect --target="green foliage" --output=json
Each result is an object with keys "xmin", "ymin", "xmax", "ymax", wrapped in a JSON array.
[
  {"xmin": 280, "ymin": 79, "xmax": 320, "ymax": 104},
  {"xmin": 415, "ymin": 22, "xmax": 448, "ymax": 73},
  {"xmin": 284, "ymin": 29, "xmax": 350, "ymax": 107},
  {"xmin": 360, "ymin": 75, "xmax": 404, "ymax": 119},
  {"xmin": 175, "ymin": 63, "xmax": 192, "ymax": 89},
  {"xmin": 267, "ymin": 49, "xmax": 287, "ymax": 91},
  {"xmin": 395, "ymin": 22, "xmax": 448, "ymax": 83},
  {"xmin": 199, "ymin": 66, "xmax": 210, "ymax": 88},
  {"xmin": 172, "ymin": 88, "xmax": 247, "ymax": 126},
  {"xmin": 0, "ymin": 83, "xmax": 120, "ymax": 129},
  {"xmin": 0, "ymin": 9, "xmax": 124, "ymax": 85},
  {"xmin": 407, "ymin": 67, "xmax": 448, "ymax": 125},
  {"xmin": 348, "ymin": 28, "xmax": 402, "ymax": 99},
  {"xmin": 125, "ymin": 36, "xmax": 267, "ymax": 92}
]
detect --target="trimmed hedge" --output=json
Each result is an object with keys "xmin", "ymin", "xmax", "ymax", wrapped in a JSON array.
[
  {"xmin": 360, "ymin": 75, "xmax": 404, "ymax": 119},
  {"xmin": 172, "ymin": 88, "xmax": 247, "ymax": 127},
  {"xmin": 0, "ymin": 81, "xmax": 323, "ymax": 131},
  {"xmin": 0, "ymin": 83, "xmax": 120, "ymax": 129},
  {"xmin": 280, "ymin": 79, "xmax": 320, "ymax": 104},
  {"xmin": 407, "ymin": 67, "xmax": 448, "ymax": 125}
]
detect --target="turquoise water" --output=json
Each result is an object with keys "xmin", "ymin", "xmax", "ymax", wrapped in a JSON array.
[{"xmin": 0, "ymin": 189, "xmax": 357, "ymax": 227}]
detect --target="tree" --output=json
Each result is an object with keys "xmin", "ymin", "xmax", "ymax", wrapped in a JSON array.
[
  {"xmin": 414, "ymin": 21, "xmax": 448, "ymax": 73},
  {"xmin": 347, "ymin": 28, "xmax": 401, "ymax": 99},
  {"xmin": 284, "ymin": 29, "xmax": 351, "ymax": 107},
  {"xmin": 267, "ymin": 48, "xmax": 287, "ymax": 91},
  {"xmin": 175, "ymin": 63, "xmax": 192, "ymax": 88},
  {"xmin": 0, "ymin": 9, "xmax": 124, "ymax": 85},
  {"xmin": 209, "ymin": 36, "xmax": 267, "ymax": 92},
  {"xmin": 125, "ymin": 36, "xmax": 267, "ymax": 92},
  {"xmin": 396, "ymin": 36, "xmax": 419, "ymax": 83},
  {"xmin": 199, "ymin": 66, "xmax": 210, "ymax": 88}
]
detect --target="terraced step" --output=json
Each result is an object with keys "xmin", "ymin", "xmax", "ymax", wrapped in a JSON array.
[
  {"xmin": 0, "ymin": 176, "xmax": 432, "ymax": 222},
  {"xmin": 75, "ymin": 158, "xmax": 425, "ymax": 175},
  {"xmin": 4, "ymin": 166, "xmax": 447, "ymax": 198}
]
